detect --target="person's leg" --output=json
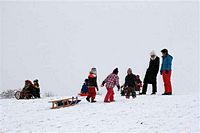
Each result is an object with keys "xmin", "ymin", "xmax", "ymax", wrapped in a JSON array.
[
  {"xmin": 104, "ymin": 88, "xmax": 112, "ymax": 102},
  {"xmin": 141, "ymin": 83, "xmax": 148, "ymax": 94},
  {"xmin": 152, "ymin": 82, "xmax": 157, "ymax": 94},
  {"xmin": 132, "ymin": 87, "xmax": 136, "ymax": 98},
  {"xmin": 86, "ymin": 88, "xmax": 91, "ymax": 102},
  {"xmin": 126, "ymin": 87, "xmax": 131, "ymax": 99},
  {"xmin": 91, "ymin": 87, "xmax": 96, "ymax": 102},
  {"xmin": 163, "ymin": 71, "xmax": 172, "ymax": 94},
  {"xmin": 110, "ymin": 88, "xmax": 115, "ymax": 101}
]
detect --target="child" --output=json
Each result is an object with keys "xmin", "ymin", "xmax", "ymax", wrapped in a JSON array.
[
  {"xmin": 121, "ymin": 68, "xmax": 137, "ymax": 99},
  {"xmin": 101, "ymin": 68, "xmax": 120, "ymax": 103},
  {"xmin": 81, "ymin": 79, "xmax": 88, "ymax": 94},
  {"xmin": 86, "ymin": 68, "xmax": 99, "ymax": 103}
]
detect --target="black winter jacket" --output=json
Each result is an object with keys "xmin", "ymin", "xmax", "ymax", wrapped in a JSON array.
[
  {"xmin": 144, "ymin": 56, "xmax": 160, "ymax": 84},
  {"xmin": 125, "ymin": 73, "xmax": 137, "ymax": 87}
]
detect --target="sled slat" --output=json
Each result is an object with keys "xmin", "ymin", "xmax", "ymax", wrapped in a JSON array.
[{"xmin": 49, "ymin": 97, "xmax": 81, "ymax": 109}]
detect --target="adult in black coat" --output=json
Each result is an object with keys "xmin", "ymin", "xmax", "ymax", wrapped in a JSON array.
[{"xmin": 140, "ymin": 51, "xmax": 160, "ymax": 95}]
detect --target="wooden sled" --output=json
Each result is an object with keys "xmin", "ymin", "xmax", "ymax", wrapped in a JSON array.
[{"xmin": 49, "ymin": 97, "xmax": 81, "ymax": 109}]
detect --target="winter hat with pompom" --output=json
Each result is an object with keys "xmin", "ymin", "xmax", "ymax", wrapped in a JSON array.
[
  {"xmin": 150, "ymin": 50, "xmax": 156, "ymax": 56},
  {"xmin": 113, "ymin": 68, "xmax": 119, "ymax": 75},
  {"xmin": 90, "ymin": 68, "xmax": 97, "ymax": 75},
  {"xmin": 150, "ymin": 50, "xmax": 156, "ymax": 60}
]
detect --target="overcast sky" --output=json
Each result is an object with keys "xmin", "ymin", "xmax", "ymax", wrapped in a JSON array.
[{"xmin": 0, "ymin": 1, "xmax": 199, "ymax": 96}]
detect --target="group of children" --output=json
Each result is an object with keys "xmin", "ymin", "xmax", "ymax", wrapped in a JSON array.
[
  {"xmin": 80, "ymin": 48, "xmax": 173, "ymax": 103},
  {"xmin": 80, "ymin": 67, "xmax": 142, "ymax": 103},
  {"xmin": 21, "ymin": 79, "xmax": 41, "ymax": 99}
]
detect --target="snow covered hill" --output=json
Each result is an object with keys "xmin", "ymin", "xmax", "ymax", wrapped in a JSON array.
[{"xmin": 0, "ymin": 94, "xmax": 199, "ymax": 133}]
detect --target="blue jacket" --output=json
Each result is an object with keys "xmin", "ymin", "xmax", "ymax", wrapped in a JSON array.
[
  {"xmin": 160, "ymin": 54, "xmax": 173, "ymax": 72},
  {"xmin": 81, "ymin": 84, "xmax": 88, "ymax": 93}
]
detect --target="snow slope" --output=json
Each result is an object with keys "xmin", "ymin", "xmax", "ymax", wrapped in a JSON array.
[{"xmin": 0, "ymin": 94, "xmax": 199, "ymax": 133}]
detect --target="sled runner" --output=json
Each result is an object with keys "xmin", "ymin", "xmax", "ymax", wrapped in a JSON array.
[
  {"xmin": 15, "ymin": 90, "xmax": 34, "ymax": 100},
  {"xmin": 49, "ymin": 97, "xmax": 81, "ymax": 109}
]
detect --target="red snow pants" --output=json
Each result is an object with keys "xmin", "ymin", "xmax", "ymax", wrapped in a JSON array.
[
  {"xmin": 104, "ymin": 88, "xmax": 114, "ymax": 102},
  {"xmin": 162, "ymin": 70, "xmax": 172, "ymax": 93},
  {"xmin": 87, "ymin": 87, "xmax": 96, "ymax": 100}
]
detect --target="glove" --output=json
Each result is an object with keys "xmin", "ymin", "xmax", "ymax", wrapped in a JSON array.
[
  {"xmin": 96, "ymin": 87, "xmax": 99, "ymax": 91},
  {"xmin": 165, "ymin": 70, "xmax": 169, "ymax": 74},
  {"xmin": 101, "ymin": 81, "xmax": 105, "ymax": 87},
  {"xmin": 117, "ymin": 85, "xmax": 120, "ymax": 91}
]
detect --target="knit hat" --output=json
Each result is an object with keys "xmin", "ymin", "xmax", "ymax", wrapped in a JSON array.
[
  {"xmin": 33, "ymin": 79, "xmax": 38, "ymax": 83},
  {"xmin": 90, "ymin": 68, "xmax": 97, "ymax": 75},
  {"xmin": 150, "ymin": 50, "xmax": 156, "ymax": 56},
  {"xmin": 113, "ymin": 68, "xmax": 119, "ymax": 75},
  {"xmin": 150, "ymin": 50, "xmax": 157, "ymax": 60},
  {"xmin": 127, "ymin": 68, "xmax": 132, "ymax": 74}
]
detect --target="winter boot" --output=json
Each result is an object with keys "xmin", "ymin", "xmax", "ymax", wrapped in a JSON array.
[
  {"xmin": 162, "ymin": 92, "xmax": 172, "ymax": 95},
  {"xmin": 91, "ymin": 100, "xmax": 96, "ymax": 103},
  {"xmin": 86, "ymin": 97, "xmax": 90, "ymax": 102}
]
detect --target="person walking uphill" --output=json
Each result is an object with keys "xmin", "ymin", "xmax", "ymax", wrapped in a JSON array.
[
  {"xmin": 140, "ymin": 51, "xmax": 160, "ymax": 95},
  {"xmin": 160, "ymin": 49, "xmax": 173, "ymax": 95},
  {"xmin": 86, "ymin": 68, "xmax": 99, "ymax": 103},
  {"xmin": 101, "ymin": 68, "xmax": 120, "ymax": 103}
]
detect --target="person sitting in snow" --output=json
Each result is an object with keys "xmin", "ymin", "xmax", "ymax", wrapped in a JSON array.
[
  {"xmin": 81, "ymin": 79, "xmax": 88, "ymax": 94},
  {"xmin": 101, "ymin": 68, "xmax": 120, "ymax": 103},
  {"xmin": 21, "ymin": 80, "xmax": 35, "ymax": 99},
  {"xmin": 121, "ymin": 68, "xmax": 137, "ymax": 99},
  {"xmin": 86, "ymin": 68, "xmax": 99, "ymax": 103},
  {"xmin": 33, "ymin": 79, "xmax": 41, "ymax": 98},
  {"xmin": 22, "ymin": 80, "xmax": 34, "ymax": 92}
]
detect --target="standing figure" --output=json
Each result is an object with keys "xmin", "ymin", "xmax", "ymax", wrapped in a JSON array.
[
  {"xmin": 86, "ymin": 68, "xmax": 99, "ymax": 103},
  {"xmin": 160, "ymin": 49, "xmax": 173, "ymax": 95},
  {"xmin": 101, "ymin": 68, "xmax": 120, "ymax": 103},
  {"xmin": 140, "ymin": 51, "xmax": 160, "ymax": 95},
  {"xmin": 122, "ymin": 68, "xmax": 137, "ymax": 99}
]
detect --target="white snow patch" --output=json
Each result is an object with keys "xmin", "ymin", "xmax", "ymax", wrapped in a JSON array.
[{"xmin": 0, "ymin": 94, "xmax": 199, "ymax": 133}]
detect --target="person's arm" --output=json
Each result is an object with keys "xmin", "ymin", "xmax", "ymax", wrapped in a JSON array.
[
  {"xmin": 115, "ymin": 76, "xmax": 120, "ymax": 91},
  {"xmin": 160, "ymin": 57, "xmax": 163, "ymax": 75},
  {"xmin": 155, "ymin": 57, "xmax": 160, "ymax": 75},
  {"xmin": 124, "ymin": 76, "xmax": 128, "ymax": 88},
  {"xmin": 101, "ymin": 75, "xmax": 108, "ymax": 87},
  {"xmin": 166, "ymin": 56, "xmax": 172, "ymax": 70},
  {"xmin": 95, "ymin": 77, "xmax": 99, "ymax": 91}
]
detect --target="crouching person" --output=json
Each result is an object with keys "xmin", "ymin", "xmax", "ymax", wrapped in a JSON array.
[
  {"xmin": 101, "ymin": 68, "xmax": 120, "ymax": 103},
  {"xmin": 81, "ymin": 79, "xmax": 89, "ymax": 94},
  {"xmin": 121, "ymin": 68, "xmax": 137, "ymax": 99},
  {"xmin": 86, "ymin": 68, "xmax": 99, "ymax": 103},
  {"xmin": 21, "ymin": 80, "xmax": 35, "ymax": 99}
]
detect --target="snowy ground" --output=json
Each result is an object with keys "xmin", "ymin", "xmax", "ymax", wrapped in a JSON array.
[{"xmin": 0, "ymin": 93, "xmax": 199, "ymax": 133}]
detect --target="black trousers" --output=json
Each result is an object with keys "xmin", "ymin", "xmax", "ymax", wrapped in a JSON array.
[{"xmin": 142, "ymin": 82, "xmax": 157, "ymax": 94}]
